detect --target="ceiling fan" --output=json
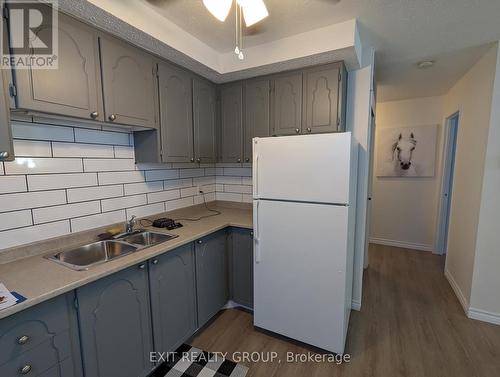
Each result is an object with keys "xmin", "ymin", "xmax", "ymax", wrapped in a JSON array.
[{"xmin": 203, "ymin": 0, "xmax": 269, "ymax": 60}]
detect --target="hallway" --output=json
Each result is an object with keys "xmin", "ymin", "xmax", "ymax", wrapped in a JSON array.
[{"xmin": 191, "ymin": 245, "xmax": 500, "ymax": 377}]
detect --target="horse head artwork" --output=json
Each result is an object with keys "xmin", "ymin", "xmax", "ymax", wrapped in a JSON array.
[{"xmin": 392, "ymin": 132, "xmax": 417, "ymax": 176}]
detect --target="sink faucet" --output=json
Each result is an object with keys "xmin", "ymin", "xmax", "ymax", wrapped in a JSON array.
[{"xmin": 126, "ymin": 215, "xmax": 137, "ymax": 234}]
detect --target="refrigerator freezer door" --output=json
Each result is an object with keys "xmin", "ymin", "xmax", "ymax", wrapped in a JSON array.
[
  {"xmin": 253, "ymin": 199, "xmax": 349, "ymax": 354},
  {"xmin": 253, "ymin": 132, "xmax": 352, "ymax": 204}
]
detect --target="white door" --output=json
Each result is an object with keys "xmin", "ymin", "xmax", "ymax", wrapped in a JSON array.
[
  {"xmin": 253, "ymin": 133, "xmax": 352, "ymax": 204},
  {"xmin": 253, "ymin": 199, "xmax": 349, "ymax": 354}
]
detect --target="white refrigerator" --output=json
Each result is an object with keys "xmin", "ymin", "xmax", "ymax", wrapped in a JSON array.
[{"xmin": 252, "ymin": 132, "xmax": 357, "ymax": 354}]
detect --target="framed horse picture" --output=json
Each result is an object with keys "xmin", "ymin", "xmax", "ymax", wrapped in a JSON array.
[{"xmin": 376, "ymin": 125, "xmax": 438, "ymax": 177}]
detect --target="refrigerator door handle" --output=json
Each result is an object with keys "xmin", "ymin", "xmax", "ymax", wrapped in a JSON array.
[
  {"xmin": 253, "ymin": 201, "xmax": 261, "ymax": 263},
  {"xmin": 253, "ymin": 154, "xmax": 259, "ymax": 198}
]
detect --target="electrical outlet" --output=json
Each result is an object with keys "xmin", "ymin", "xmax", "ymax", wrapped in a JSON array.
[{"xmin": 197, "ymin": 185, "xmax": 203, "ymax": 194}]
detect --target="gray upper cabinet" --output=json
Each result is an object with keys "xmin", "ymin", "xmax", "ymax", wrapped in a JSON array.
[
  {"xmin": 149, "ymin": 244, "xmax": 197, "ymax": 352},
  {"xmin": 99, "ymin": 36, "xmax": 156, "ymax": 128},
  {"xmin": 303, "ymin": 63, "xmax": 345, "ymax": 133},
  {"xmin": 219, "ymin": 83, "xmax": 243, "ymax": 163},
  {"xmin": 228, "ymin": 228, "xmax": 254, "ymax": 309},
  {"xmin": 0, "ymin": 294, "xmax": 83, "ymax": 377},
  {"xmin": 193, "ymin": 78, "xmax": 217, "ymax": 164},
  {"xmin": 195, "ymin": 230, "xmax": 228, "ymax": 327},
  {"xmin": 9, "ymin": 10, "xmax": 104, "ymax": 122},
  {"xmin": 271, "ymin": 73, "xmax": 302, "ymax": 136},
  {"xmin": 77, "ymin": 264, "xmax": 153, "ymax": 377},
  {"xmin": 0, "ymin": 70, "xmax": 13, "ymax": 162},
  {"xmin": 243, "ymin": 79, "xmax": 270, "ymax": 162},
  {"xmin": 157, "ymin": 63, "xmax": 194, "ymax": 163}
]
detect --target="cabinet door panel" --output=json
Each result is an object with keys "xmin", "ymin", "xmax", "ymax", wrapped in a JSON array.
[
  {"xmin": 77, "ymin": 265, "xmax": 153, "ymax": 377},
  {"xmin": 100, "ymin": 36, "xmax": 156, "ymax": 128},
  {"xmin": 193, "ymin": 78, "xmax": 216, "ymax": 164},
  {"xmin": 303, "ymin": 64, "xmax": 340, "ymax": 133},
  {"xmin": 195, "ymin": 231, "xmax": 228, "ymax": 327},
  {"xmin": 244, "ymin": 80, "xmax": 270, "ymax": 162},
  {"xmin": 158, "ymin": 63, "xmax": 193, "ymax": 162},
  {"xmin": 220, "ymin": 84, "xmax": 243, "ymax": 163},
  {"xmin": 0, "ymin": 71, "xmax": 13, "ymax": 161},
  {"xmin": 149, "ymin": 244, "xmax": 197, "ymax": 353},
  {"xmin": 229, "ymin": 228, "xmax": 254, "ymax": 308},
  {"xmin": 272, "ymin": 73, "xmax": 302, "ymax": 136},
  {"xmin": 13, "ymin": 11, "xmax": 103, "ymax": 121}
]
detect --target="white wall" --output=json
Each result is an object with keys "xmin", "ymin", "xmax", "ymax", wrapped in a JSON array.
[
  {"xmin": 346, "ymin": 64, "xmax": 374, "ymax": 310},
  {"xmin": 468, "ymin": 44, "xmax": 500, "ymax": 323},
  {"xmin": 370, "ymin": 96, "xmax": 445, "ymax": 251},
  {"xmin": 442, "ymin": 45, "xmax": 498, "ymax": 309}
]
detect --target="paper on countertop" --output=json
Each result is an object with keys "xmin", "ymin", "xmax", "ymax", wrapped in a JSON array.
[{"xmin": 0, "ymin": 283, "xmax": 18, "ymax": 310}]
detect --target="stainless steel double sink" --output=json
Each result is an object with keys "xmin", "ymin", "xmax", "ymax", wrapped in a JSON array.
[{"xmin": 46, "ymin": 231, "xmax": 177, "ymax": 271}]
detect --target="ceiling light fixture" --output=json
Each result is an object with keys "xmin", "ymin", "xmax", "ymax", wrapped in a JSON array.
[
  {"xmin": 203, "ymin": 0, "xmax": 269, "ymax": 60},
  {"xmin": 417, "ymin": 60, "xmax": 435, "ymax": 69}
]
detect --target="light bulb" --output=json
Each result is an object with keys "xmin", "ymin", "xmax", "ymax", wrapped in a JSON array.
[
  {"xmin": 234, "ymin": 46, "xmax": 240, "ymax": 54},
  {"xmin": 203, "ymin": 0, "xmax": 232, "ymax": 22},
  {"xmin": 238, "ymin": 51, "xmax": 244, "ymax": 60}
]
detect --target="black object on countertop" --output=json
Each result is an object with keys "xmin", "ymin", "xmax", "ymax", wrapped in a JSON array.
[{"xmin": 152, "ymin": 218, "xmax": 183, "ymax": 230}]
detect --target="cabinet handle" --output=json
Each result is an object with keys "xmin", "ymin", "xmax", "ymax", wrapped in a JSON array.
[
  {"xmin": 138, "ymin": 264, "xmax": 145, "ymax": 270},
  {"xmin": 197, "ymin": 240, "xmax": 202, "ymax": 244},
  {"xmin": 17, "ymin": 335, "xmax": 29, "ymax": 345},
  {"xmin": 190, "ymin": 157, "xmax": 195, "ymax": 163},
  {"xmin": 307, "ymin": 127, "xmax": 312, "ymax": 133},
  {"xmin": 0, "ymin": 151, "xmax": 10, "ymax": 159},
  {"xmin": 108, "ymin": 114, "xmax": 116, "ymax": 121},
  {"xmin": 295, "ymin": 128, "xmax": 300, "ymax": 134},
  {"xmin": 90, "ymin": 111, "xmax": 99, "ymax": 119},
  {"xmin": 237, "ymin": 158, "xmax": 241, "ymax": 163},
  {"xmin": 20, "ymin": 365, "xmax": 32, "ymax": 374},
  {"xmin": 152, "ymin": 259, "xmax": 159, "ymax": 265},
  {"xmin": 250, "ymin": 231, "xmax": 254, "ymax": 237},
  {"xmin": 245, "ymin": 157, "xmax": 250, "ymax": 163},
  {"xmin": 196, "ymin": 158, "xmax": 201, "ymax": 163}
]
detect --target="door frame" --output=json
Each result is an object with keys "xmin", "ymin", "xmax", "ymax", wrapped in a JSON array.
[{"xmin": 435, "ymin": 111, "xmax": 460, "ymax": 255}]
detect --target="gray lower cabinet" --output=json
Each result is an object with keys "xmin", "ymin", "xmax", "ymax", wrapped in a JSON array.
[
  {"xmin": 271, "ymin": 72, "xmax": 303, "ymax": 136},
  {"xmin": 76, "ymin": 263, "xmax": 153, "ymax": 377},
  {"xmin": 99, "ymin": 35, "xmax": 156, "ymax": 128},
  {"xmin": 195, "ymin": 231, "xmax": 228, "ymax": 327},
  {"xmin": 157, "ymin": 62, "xmax": 194, "ymax": 163},
  {"xmin": 219, "ymin": 83, "xmax": 243, "ymax": 163},
  {"xmin": 303, "ymin": 63, "xmax": 346, "ymax": 133},
  {"xmin": 243, "ymin": 79, "xmax": 270, "ymax": 162},
  {"xmin": 228, "ymin": 228, "xmax": 254, "ymax": 309},
  {"xmin": 0, "ymin": 294, "xmax": 83, "ymax": 377},
  {"xmin": 193, "ymin": 78, "xmax": 217, "ymax": 164},
  {"xmin": 8, "ymin": 8, "xmax": 104, "ymax": 122},
  {"xmin": 149, "ymin": 244, "xmax": 197, "ymax": 353}
]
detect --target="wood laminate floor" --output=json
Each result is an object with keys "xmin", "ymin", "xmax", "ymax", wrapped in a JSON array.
[{"xmin": 191, "ymin": 244, "xmax": 500, "ymax": 377}]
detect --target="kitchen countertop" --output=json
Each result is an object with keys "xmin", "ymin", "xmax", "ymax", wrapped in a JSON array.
[{"xmin": 0, "ymin": 203, "xmax": 252, "ymax": 320}]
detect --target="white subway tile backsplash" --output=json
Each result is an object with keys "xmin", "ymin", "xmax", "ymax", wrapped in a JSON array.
[
  {"xmin": 98, "ymin": 171, "xmax": 145, "ymax": 185},
  {"xmin": 145, "ymin": 169, "xmax": 179, "ymax": 181},
  {"xmin": 84, "ymin": 158, "xmax": 136, "ymax": 172},
  {"xmin": 193, "ymin": 176, "xmax": 215, "ymax": 185},
  {"xmin": 241, "ymin": 177, "xmax": 252, "ymax": 186},
  {"xmin": 67, "ymin": 185, "xmax": 123, "ymax": 203},
  {"xmin": 114, "ymin": 146, "xmax": 135, "ymax": 159},
  {"xmin": 0, "ymin": 163, "xmax": 4, "ymax": 175},
  {"xmin": 13, "ymin": 140, "xmax": 52, "ymax": 157},
  {"xmin": 216, "ymin": 176, "xmax": 242, "ymax": 185},
  {"xmin": 33, "ymin": 201, "xmax": 101, "ymax": 224},
  {"xmin": 242, "ymin": 194, "xmax": 252, "ymax": 203},
  {"xmin": 11, "ymin": 122, "xmax": 74, "ymax": 142},
  {"xmin": 163, "ymin": 178, "xmax": 193, "ymax": 190},
  {"xmin": 180, "ymin": 168, "xmax": 205, "ymax": 178},
  {"xmin": 126, "ymin": 203, "xmax": 164, "ymax": 219},
  {"xmin": 74, "ymin": 128, "xmax": 130, "ymax": 146},
  {"xmin": 27, "ymin": 173, "xmax": 98, "ymax": 191},
  {"xmin": 4, "ymin": 158, "xmax": 83, "ymax": 175},
  {"xmin": 0, "ymin": 176, "xmax": 27, "ymax": 194},
  {"xmin": 216, "ymin": 192, "xmax": 243, "ymax": 202},
  {"xmin": 101, "ymin": 194, "xmax": 147, "ymax": 212},
  {"xmin": 205, "ymin": 167, "xmax": 216, "ymax": 175},
  {"xmin": 223, "ymin": 167, "xmax": 252, "ymax": 177},
  {"xmin": 0, "ymin": 190, "xmax": 66, "ymax": 213},
  {"xmin": 0, "ymin": 210, "xmax": 33, "ymax": 231},
  {"xmin": 0, "ymin": 221, "xmax": 70, "ymax": 249},
  {"xmin": 147, "ymin": 189, "xmax": 180, "ymax": 204},
  {"xmin": 194, "ymin": 192, "xmax": 216, "ymax": 205},
  {"xmin": 124, "ymin": 181, "xmax": 163, "ymax": 196},
  {"xmin": 224, "ymin": 184, "xmax": 252, "ymax": 194},
  {"xmin": 52, "ymin": 142, "xmax": 114, "ymax": 158},
  {"xmin": 181, "ymin": 186, "xmax": 200, "ymax": 198},
  {"xmin": 71, "ymin": 210, "xmax": 126, "ymax": 233},
  {"xmin": 166, "ymin": 197, "xmax": 194, "ymax": 211}
]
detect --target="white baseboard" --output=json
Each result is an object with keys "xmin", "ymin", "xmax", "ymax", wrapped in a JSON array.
[
  {"xmin": 351, "ymin": 299, "xmax": 361, "ymax": 311},
  {"xmin": 369, "ymin": 237, "xmax": 434, "ymax": 252},
  {"xmin": 444, "ymin": 268, "xmax": 469, "ymax": 313},
  {"xmin": 468, "ymin": 307, "xmax": 500, "ymax": 326},
  {"xmin": 223, "ymin": 300, "xmax": 253, "ymax": 312}
]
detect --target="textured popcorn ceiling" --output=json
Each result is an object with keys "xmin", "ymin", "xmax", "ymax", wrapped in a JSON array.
[{"xmin": 60, "ymin": 0, "xmax": 500, "ymax": 101}]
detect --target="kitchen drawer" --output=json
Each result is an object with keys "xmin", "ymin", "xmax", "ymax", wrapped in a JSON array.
[
  {"xmin": 0, "ymin": 295, "xmax": 73, "ymax": 365},
  {"xmin": 1, "ymin": 335, "xmax": 70, "ymax": 376}
]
